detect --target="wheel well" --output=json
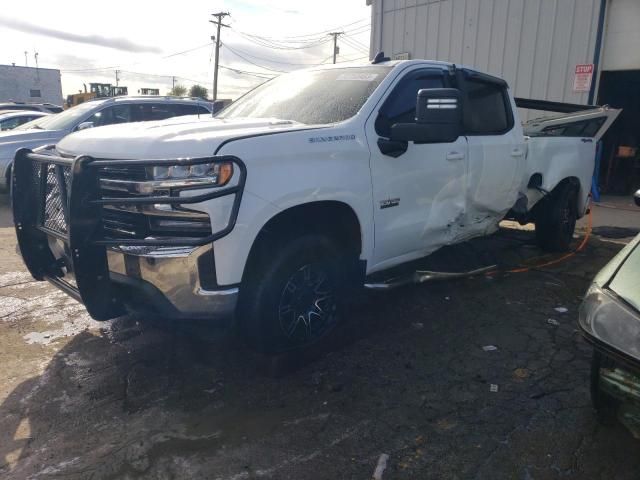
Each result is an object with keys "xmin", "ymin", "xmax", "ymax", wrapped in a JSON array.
[
  {"xmin": 531, "ymin": 176, "xmax": 581, "ymax": 219},
  {"xmin": 557, "ymin": 176, "xmax": 581, "ymax": 191},
  {"xmin": 242, "ymin": 201, "xmax": 362, "ymax": 281},
  {"xmin": 528, "ymin": 173, "xmax": 580, "ymax": 194}
]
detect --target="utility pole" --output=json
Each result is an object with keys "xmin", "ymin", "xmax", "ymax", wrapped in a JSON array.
[
  {"xmin": 115, "ymin": 69, "xmax": 120, "ymax": 87},
  {"xmin": 24, "ymin": 51, "xmax": 28, "ymax": 67},
  {"xmin": 210, "ymin": 11, "xmax": 230, "ymax": 103},
  {"xmin": 329, "ymin": 32, "xmax": 343, "ymax": 64},
  {"xmin": 172, "ymin": 76, "xmax": 176, "ymax": 89}
]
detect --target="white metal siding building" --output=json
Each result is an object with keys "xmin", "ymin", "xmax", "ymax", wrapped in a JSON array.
[
  {"xmin": 368, "ymin": 0, "xmax": 639, "ymax": 105},
  {"xmin": 0, "ymin": 65, "xmax": 63, "ymax": 106}
]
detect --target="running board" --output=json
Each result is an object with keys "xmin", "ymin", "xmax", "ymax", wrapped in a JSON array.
[{"xmin": 364, "ymin": 265, "xmax": 497, "ymax": 291}]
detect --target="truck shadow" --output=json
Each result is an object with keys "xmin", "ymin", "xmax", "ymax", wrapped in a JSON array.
[{"xmin": 1, "ymin": 228, "xmax": 638, "ymax": 478}]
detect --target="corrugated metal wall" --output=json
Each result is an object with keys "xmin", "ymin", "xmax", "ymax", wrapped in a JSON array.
[
  {"xmin": 370, "ymin": 0, "xmax": 603, "ymax": 111},
  {"xmin": 0, "ymin": 65, "xmax": 63, "ymax": 105}
]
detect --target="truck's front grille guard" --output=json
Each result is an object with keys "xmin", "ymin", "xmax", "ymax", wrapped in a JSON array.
[
  {"xmin": 23, "ymin": 151, "xmax": 247, "ymax": 248},
  {"xmin": 13, "ymin": 149, "xmax": 247, "ymax": 320}
]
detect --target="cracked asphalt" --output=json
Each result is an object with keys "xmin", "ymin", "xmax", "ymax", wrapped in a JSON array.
[{"xmin": 1, "ymin": 193, "xmax": 640, "ymax": 480}]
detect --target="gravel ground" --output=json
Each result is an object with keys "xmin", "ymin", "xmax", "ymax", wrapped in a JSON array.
[{"xmin": 1, "ymin": 193, "xmax": 639, "ymax": 480}]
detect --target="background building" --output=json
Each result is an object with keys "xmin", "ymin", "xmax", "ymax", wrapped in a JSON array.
[
  {"xmin": 368, "ymin": 0, "xmax": 640, "ymax": 194},
  {"xmin": 0, "ymin": 64, "xmax": 63, "ymax": 106}
]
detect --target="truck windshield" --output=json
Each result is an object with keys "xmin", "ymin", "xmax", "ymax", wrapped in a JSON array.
[{"xmin": 218, "ymin": 66, "xmax": 392, "ymax": 125}]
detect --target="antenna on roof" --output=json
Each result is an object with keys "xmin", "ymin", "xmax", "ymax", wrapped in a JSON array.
[{"xmin": 372, "ymin": 51, "xmax": 390, "ymax": 65}]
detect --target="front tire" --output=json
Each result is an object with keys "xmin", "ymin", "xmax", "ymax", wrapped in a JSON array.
[
  {"xmin": 535, "ymin": 183, "xmax": 578, "ymax": 252},
  {"xmin": 239, "ymin": 234, "xmax": 348, "ymax": 354}
]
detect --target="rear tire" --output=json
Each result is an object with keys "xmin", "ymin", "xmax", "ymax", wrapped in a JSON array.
[
  {"xmin": 239, "ymin": 234, "xmax": 349, "ymax": 354},
  {"xmin": 535, "ymin": 182, "xmax": 578, "ymax": 252}
]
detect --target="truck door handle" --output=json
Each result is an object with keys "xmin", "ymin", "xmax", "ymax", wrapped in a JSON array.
[
  {"xmin": 446, "ymin": 152, "xmax": 465, "ymax": 161},
  {"xmin": 511, "ymin": 149, "xmax": 524, "ymax": 158}
]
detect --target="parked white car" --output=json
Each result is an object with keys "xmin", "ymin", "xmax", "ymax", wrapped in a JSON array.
[
  {"xmin": 12, "ymin": 58, "xmax": 619, "ymax": 353},
  {"xmin": 0, "ymin": 110, "xmax": 50, "ymax": 131}
]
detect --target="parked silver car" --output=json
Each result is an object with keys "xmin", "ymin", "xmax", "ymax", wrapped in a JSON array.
[
  {"xmin": 579, "ymin": 190, "xmax": 640, "ymax": 438},
  {"xmin": 0, "ymin": 96, "xmax": 212, "ymax": 190}
]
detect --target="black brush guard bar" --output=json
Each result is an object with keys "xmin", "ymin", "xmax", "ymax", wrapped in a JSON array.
[{"xmin": 12, "ymin": 148, "xmax": 246, "ymax": 320}]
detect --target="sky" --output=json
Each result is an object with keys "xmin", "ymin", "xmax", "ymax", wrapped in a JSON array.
[{"xmin": 0, "ymin": 0, "xmax": 372, "ymax": 101}]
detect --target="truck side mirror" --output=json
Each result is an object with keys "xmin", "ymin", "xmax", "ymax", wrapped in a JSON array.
[
  {"xmin": 390, "ymin": 88, "xmax": 462, "ymax": 144},
  {"xmin": 634, "ymin": 189, "xmax": 640, "ymax": 207}
]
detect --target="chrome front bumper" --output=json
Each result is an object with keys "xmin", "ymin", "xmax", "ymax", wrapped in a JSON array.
[{"xmin": 107, "ymin": 245, "xmax": 238, "ymax": 320}]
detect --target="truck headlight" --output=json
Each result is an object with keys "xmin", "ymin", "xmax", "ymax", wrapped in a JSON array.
[{"xmin": 151, "ymin": 162, "xmax": 233, "ymax": 187}]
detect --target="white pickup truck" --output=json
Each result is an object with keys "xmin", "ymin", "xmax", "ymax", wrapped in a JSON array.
[{"xmin": 12, "ymin": 58, "xmax": 619, "ymax": 353}]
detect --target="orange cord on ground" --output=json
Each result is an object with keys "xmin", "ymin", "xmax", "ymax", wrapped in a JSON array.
[{"xmin": 487, "ymin": 206, "xmax": 593, "ymax": 276}]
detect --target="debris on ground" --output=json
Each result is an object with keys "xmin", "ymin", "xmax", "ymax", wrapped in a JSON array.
[
  {"xmin": 482, "ymin": 345, "xmax": 498, "ymax": 352},
  {"xmin": 372, "ymin": 453, "xmax": 390, "ymax": 480},
  {"xmin": 514, "ymin": 368, "xmax": 530, "ymax": 380},
  {"xmin": 412, "ymin": 322, "xmax": 424, "ymax": 330},
  {"xmin": 547, "ymin": 318, "xmax": 560, "ymax": 326},
  {"xmin": 554, "ymin": 307, "xmax": 569, "ymax": 314},
  {"xmin": 490, "ymin": 384, "xmax": 499, "ymax": 393}
]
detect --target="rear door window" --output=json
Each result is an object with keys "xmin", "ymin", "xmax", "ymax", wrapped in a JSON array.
[
  {"xmin": 86, "ymin": 105, "xmax": 132, "ymax": 127},
  {"xmin": 462, "ymin": 79, "xmax": 513, "ymax": 135},
  {"xmin": 131, "ymin": 103, "xmax": 178, "ymax": 122}
]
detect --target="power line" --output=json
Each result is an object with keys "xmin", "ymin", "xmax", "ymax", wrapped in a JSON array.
[
  {"xmin": 222, "ymin": 43, "xmax": 288, "ymax": 73},
  {"xmin": 218, "ymin": 64, "xmax": 275, "ymax": 79},
  {"xmin": 342, "ymin": 34, "xmax": 370, "ymax": 51},
  {"xmin": 233, "ymin": 30, "xmax": 331, "ymax": 51},
  {"xmin": 61, "ymin": 42, "xmax": 212, "ymax": 73},
  {"xmin": 220, "ymin": 44, "xmax": 334, "ymax": 67},
  {"xmin": 231, "ymin": 17, "xmax": 369, "ymax": 43},
  {"xmin": 341, "ymin": 34, "xmax": 370, "ymax": 52}
]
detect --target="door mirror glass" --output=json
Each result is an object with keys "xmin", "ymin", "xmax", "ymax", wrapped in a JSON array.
[
  {"xmin": 76, "ymin": 121, "xmax": 94, "ymax": 131},
  {"xmin": 634, "ymin": 189, "xmax": 640, "ymax": 207},
  {"xmin": 390, "ymin": 88, "xmax": 462, "ymax": 144}
]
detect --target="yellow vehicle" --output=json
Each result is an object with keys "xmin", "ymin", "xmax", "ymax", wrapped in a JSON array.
[
  {"xmin": 65, "ymin": 92, "xmax": 96, "ymax": 109},
  {"xmin": 65, "ymin": 83, "xmax": 129, "ymax": 109}
]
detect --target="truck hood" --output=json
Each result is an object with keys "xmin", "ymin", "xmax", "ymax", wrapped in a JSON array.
[
  {"xmin": 57, "ymin": 117, "xmax": 316, "ymax": 159},
  {"xmin": 0, "ymin": 129, "xmax": 65, "ymax": 159}
]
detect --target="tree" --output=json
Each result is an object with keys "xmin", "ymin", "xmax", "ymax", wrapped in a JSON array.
[
  {"xmin": 189, "ymin": 84, "xmax": 209, "ymax": 100},
  {"xmin": 167, "ymin": 84, "xmax": 187, "ymax": 97}
]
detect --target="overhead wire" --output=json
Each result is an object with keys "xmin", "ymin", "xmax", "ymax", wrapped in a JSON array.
[
  {"xmin": 222, "ymin": 43, "xmax": 289, "ymax": 73},
  {"xmin": 61, "ymin": 42, "xmax": 213, "ymax": 73},
  {"xmin": 222, "ymin": 43, "xmax": 335, "ymax": 68}
]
